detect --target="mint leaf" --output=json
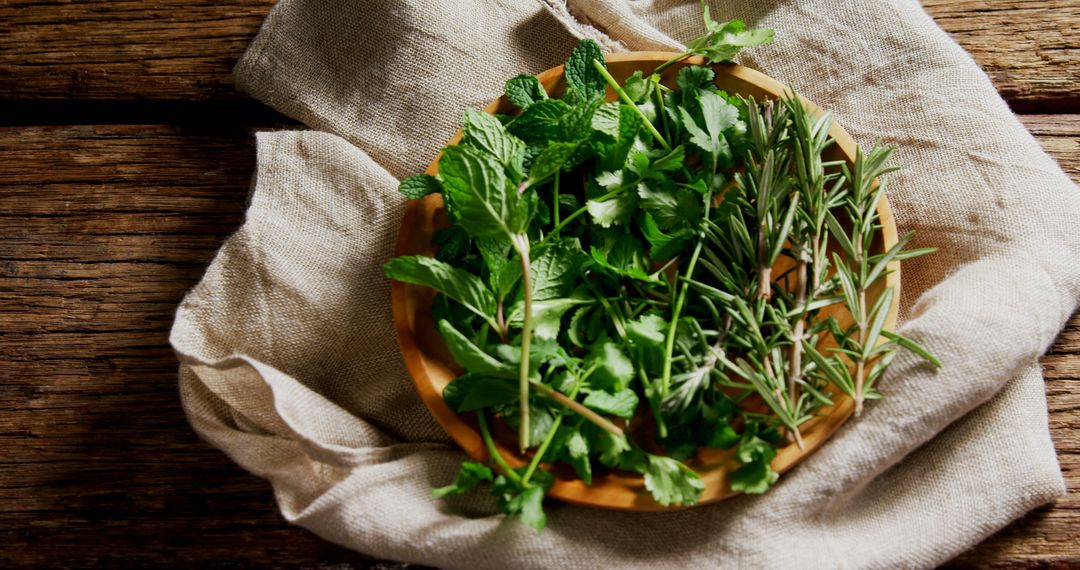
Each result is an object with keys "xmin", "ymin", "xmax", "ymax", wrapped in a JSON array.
[
  {"xmin": 530, "ymin": 238, "xmax": 587, "ymax": 301},
  {"xmin": 398, "ymin": 173, "xmax": 442, "ymax": 199},
  {"xmin": 509, "ymin": 99, "xmax": 571, "ymax": 143},
  {"xmin": 528, "ymin": 141, "xmax": 580, "ymax": 187},
  {"xmin": 437, "ymin": 320, "xmax": 515, "ymax": 378},
  {"xmin": 505, "ymin": 74, "xmax": 548, "ymax": 109},
  {"xmin": 432, "ymin": 461, "xmax": 493, "ymax": 498},
  {"xmin": 384, "ymin": 256, "xmax": 497, "ymax": 329},
  {"xmin": 441, "ymin": 373, "xmax": 518, "ymax": 413},
  {"xmin": 509, "ymin": 295, "xmax": 592, "ymax": 340},
  {"xmin": 643, "ymin": 454, "xmax": 704, "ymax": 507},
  {"xmin": 590, "ymin": 102, "xmax": 621, "ymax": 140},
  {"xmin": 583, "ymin": 388, "xmax": 639, "ymax": 419},
  {"xmin": 462, "ymin": 108, "xmax": 526, "ymax": 180},
  {"xmin": 564, "ymin": 39, "xmax": 607, "ymax": 100},
  {"xmin": 475, "ymin": 237, "xmax": 520, "ymax": 300},
  {"xmin": 439, "ymin": 144, "xmax": 525, "ymax": 239}
]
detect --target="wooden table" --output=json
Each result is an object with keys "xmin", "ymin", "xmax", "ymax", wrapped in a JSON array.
[{"xmin": 1, "ymin": 1, "xmax": 1076, "ymax": 567}]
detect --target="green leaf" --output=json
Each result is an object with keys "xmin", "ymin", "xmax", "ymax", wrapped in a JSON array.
[
  {"xmin": 643, "ymin": 454, "xmax": 704, "ymax": 506},
  {"xmin": 462, "ymin": 108, "xmax": 526, "ymax": 180},
  {"xmin": 587, "ymin": 190, "xmax": 638, "ymax": 227},
  {"xmin": 384, "ymin": 256, "xmax": 498, "ymax": 329},
  {"xmin": 505, "ymin": 74, "xmax": 548, "ymax": 109},
  {"xmin": 622, "ymin": 70, "xmax": 654, "ymax": 103},
  {"xmin": 475, "ymin": 237, "xmax": 520, "ymax": 300},
  {"xmin": 508, "ymin": 99, "xmax": 571, "ymax": 143},
  {"xmin": 441, "ymin": 373, "xmax": 518, "ymax": 412},
  {"xmin": 564, "ymin": 39, "xmax": 607, "ymax": 100},
  {"xmin": 585, "ymin": 340, "xmax": 635, "ymax": 391},
  {"xmin": 528, "ymin": 141, "xmax": 580, "ymax": 187},
  {"xmin": 679, "ymin": 90, "xmax": 737, "ymax": 163},
  {"xmin": 565, "ymin": 430, "xmax": 593, "ymax": 485},
  {"xmin": 439, "ymin": 145, "xmax": 525, "ymax": 239},
  {"xmin": 583, "ymin": 388, "xmax": 639, "ymax": 419},
  {"xmin": 861, "ymin": 287, "xmax": 894, "ymax": 360},
  {"xmin": 729, "ymin": 456, "xmax": 779, "ymax": 494},
  {"xmin": 437, "ymin": 320, "xmax": 515, "ymax": 378},
  {"xmin": 526, "ymin": 296, "xmax": 592, "ymax": 339},
  {"xmin": 398, "ymin": 173, "xmax": 442, "ymax": 199},
  {"xmin": 882, "ymin": 330, "xmax": 942, "ymax": 368},
  {"xmin": 626, "ymin": 313, "xmax": 668, "ymax": 370},
  {"xmin": 516, "ymin": 485, "xmax": 547, "ymax": 533},
  {"xmin": 591, "ymin": 102, "xmax": 621, "ymax": 140},
  {"xmin": 432, "ymin": 461, "xmax": 493, "ymax": 498},
  {"xmin": 865, "ymin": 230, "xmax": 914, "ymax": 287},
  {"xmin": 641, "ymin": 214, "xmax": 693, "ymax": 261},
  {"xmin": 530, "ymin": 238, "xmax": 587, "ymax": 301},
  {"xmin": 637, "ymin": 184, "xmax": 700, "ymax": 229}
]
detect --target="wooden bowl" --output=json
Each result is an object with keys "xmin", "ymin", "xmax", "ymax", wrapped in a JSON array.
[{"xmin": 391, "ymin": 53, "xmax": 900, "ymax": 511}]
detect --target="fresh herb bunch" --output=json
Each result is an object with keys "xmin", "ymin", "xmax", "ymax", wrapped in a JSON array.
[{"xmin": 385, "ymin": 14, "xmax": 938, "ymax": 533}]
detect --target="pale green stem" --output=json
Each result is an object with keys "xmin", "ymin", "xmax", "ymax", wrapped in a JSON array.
[
  {"xmin": 592, "ymin": 59, "xmax": 670, "ymax": 149},
  {"xmin": 512, "ymin": 234, "xmax": 533, "ymax": 452},
  {"xmin": 478, "ymin": 411, "xmax": 523, "ymax": 486}
]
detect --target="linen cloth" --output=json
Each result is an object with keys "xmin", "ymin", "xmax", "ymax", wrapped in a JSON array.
[{"xmin": 170, "ymin": 0, "xmax": 1079, "ymax": 567}]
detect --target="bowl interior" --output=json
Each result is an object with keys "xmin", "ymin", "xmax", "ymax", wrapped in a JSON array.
[{"xmin": 391, "ymin": 53, "xmax": 900, "ymax": 511}]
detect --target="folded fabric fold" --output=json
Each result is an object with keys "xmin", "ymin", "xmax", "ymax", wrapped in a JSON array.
[{"xmin": 171, "ymin": 1, "xmax": 1078, "ymax": 567}]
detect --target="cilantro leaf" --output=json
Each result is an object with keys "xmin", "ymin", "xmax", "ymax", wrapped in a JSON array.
[
  {"xmin": 585, "ymin": 340, "xmax": 635, "ymax": 391},
  {"xmin": 641, "ymin": 213, "xmax": 694, "ymax": 261},
  {"xmin": 564, "ymin": 39, "xmax": 607, "ymax": 100},
  {"xmin": 398, "ymin": 173, "xmax": 442, "ymax": 199},
  {"xmin": 583, "ymin": 388, "xmax": 639, "ymax": 419},
  {"xmin": 586, "ymin": 190, "xmax": 638, "ymax": 227},
  {"xmin": 432, "ymin": 461, "xmax": 493, "ymax": 498},
  {"xmin": 384, "ymin": 256, "xmax": 497, "ymax": 329},
  {"xmin": 439, "ymin": 144, "xmax": 526, "ymax": 239},
  {"xmin": 643, "ymin": 454, "xmax": 704, "ymax": 507},
  {"xmin": 564, "ymin": 430, "xmax": 593, "ymax": 484},
  {"xmin": 679, "ymin": 90, "xmax": 738, "ymax": 165},
  {"xmin": 729, "ymin": 423, "xmax": 779, "ymax": 494},
  {"xmin": 505, "ymin": 74, "xmax": 548, "ymax": 109}
]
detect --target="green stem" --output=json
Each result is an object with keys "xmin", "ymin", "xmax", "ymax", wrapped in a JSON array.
[
  {"xmin": 512, "ymin": 234, "xmax": 533, "ymax": 453},
  {"xmin": 652, "ymin": 50, "xmax": 694, "ymax": 76},
  {"xmin": 478, "ymin": 410, "xmax": 523, "ymax": 486},
  {"xmin": 592, "ymin": 59, "xmax": 670, "ymax": 150},
  {"xmin": 552, "ymin": 171, "xmax": 561, "ymax": 230},
  {"xmin": 530, "ymin": 380, "xmax": 623, "ymax": 438},
  {"xmin": 659, "ymin": 188, "xmax": 714, "ymax": 397},
  {"xmin": 521, "ymin": 366, "xmax": 594, "ymax": 485},
  {"xmin": 539, "ymin": 185, "xmax": 625, "ymax": 247}
]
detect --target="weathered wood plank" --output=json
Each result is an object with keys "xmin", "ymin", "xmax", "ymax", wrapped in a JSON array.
[
  {"xmin": 922, "ymin": 0, "xmax": 1080, "ymax": 112},
  {"xmin": 0, "ymin": 119, "xmax": 1075, "ymax": 567},
  {"xmin": 0, "ymin": 0, "xmax": 1075, "ymax": 111}
]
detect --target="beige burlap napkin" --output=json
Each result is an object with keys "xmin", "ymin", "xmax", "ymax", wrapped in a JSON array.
[{"xmin": 170, "ymin": 1, "xmax": 1079, "ymax": 567}]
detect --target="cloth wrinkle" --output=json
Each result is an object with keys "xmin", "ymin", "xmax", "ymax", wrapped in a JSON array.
[{"xmin": 171, "ymin": 1, "xmax": 1076, "ymax": 567}]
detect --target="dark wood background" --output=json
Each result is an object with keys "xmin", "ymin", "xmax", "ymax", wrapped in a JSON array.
[{"xmin": 1, "ymin": 1, "xmax": 1077, "ymax": 567}]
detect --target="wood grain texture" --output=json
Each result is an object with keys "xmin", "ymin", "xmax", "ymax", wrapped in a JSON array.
[
  {"xmin": 0, "ymin": 117, "xmax": 1076, "ymax": 568},
  {"xmin": 922, "ymin": 0, "xmax": 1080, "ymax": 113},
  {"xmin": 0, "ymin": 0, "xmax": 1075, "ymax": 111}
]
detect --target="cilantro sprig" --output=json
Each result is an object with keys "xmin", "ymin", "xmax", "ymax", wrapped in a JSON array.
[{"xmin": 385, "ymin": 15, "xmax": 939, "ymax": 531}]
